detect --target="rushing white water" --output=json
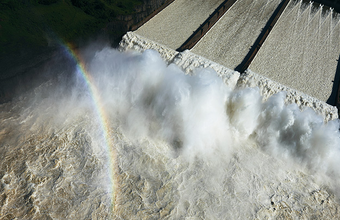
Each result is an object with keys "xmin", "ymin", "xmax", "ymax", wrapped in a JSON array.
[{"xmin": 1, "ymin": 46, "xmax": 340, "ymax": 219}]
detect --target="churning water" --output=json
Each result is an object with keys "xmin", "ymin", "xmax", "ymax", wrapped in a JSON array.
[{"xmin": 1, "ymin": 46, "xmax": 340, "ymax": 219}]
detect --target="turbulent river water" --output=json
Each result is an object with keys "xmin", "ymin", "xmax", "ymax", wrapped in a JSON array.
[{"xmin": 1, "ymin": 46, "xmax": 340, "ymax": 219}]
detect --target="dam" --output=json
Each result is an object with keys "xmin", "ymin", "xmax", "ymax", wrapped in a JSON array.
[
  {"xmin": 1, "ymin": 0, "xmax": 340, "ymax": 219},
  {"xmin": 135, "ymin": 0, "xmax": 340, "ymax": 111}
]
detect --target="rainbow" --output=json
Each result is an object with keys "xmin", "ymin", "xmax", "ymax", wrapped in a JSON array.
[{"xmin": 59, "ymin": 42, "xmax": 117, "ymax": 211}]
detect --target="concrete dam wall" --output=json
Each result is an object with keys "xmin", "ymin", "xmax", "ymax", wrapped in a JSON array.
[{"xmin": 132, "ymin": 0, "xmax": 340, "ymax": 116}]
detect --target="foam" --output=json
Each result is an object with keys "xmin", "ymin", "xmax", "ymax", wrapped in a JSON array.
[{"xmin": 2, "ymin": 40, "xmax": 340, "ymax": 219}]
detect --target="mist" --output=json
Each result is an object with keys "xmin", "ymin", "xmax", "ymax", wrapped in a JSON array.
[
  {"xmin": 80, "ymin": 46, "xmax": 340, "ymax": 174},
  {"xmin": 1, "ymin": 43, "xmax": 340, "ymax": 218},
  {"xmin": 24, "ymin": 44, "xmax": 340, "ymax": 185}
]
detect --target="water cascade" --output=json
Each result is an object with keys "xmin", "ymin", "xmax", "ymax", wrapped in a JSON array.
[
  {"xmin": 1, "ymin": 0, "xmax": 340, "ymax": 219},
  {"xmin": 1, "ymin": 44, "xmax": 340, "ymax": 219}
]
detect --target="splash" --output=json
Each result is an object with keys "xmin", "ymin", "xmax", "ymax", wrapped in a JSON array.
[
  {"xmin": 83, "ymin": 47, "xmax": 340, "ymax": 177},
  {"xmin": 2, "ymin": 44, "xmax": 340, "ymax": 219},
  {"xmin": 83, "ymin": 47, "xmax": 340, "ymax": 218}
]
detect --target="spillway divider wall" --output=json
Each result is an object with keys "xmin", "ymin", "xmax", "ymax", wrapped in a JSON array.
[
  {"xmin": 176, "ymin": 0, "xmax": 238, "ymax": 52},
  {"xmin": 235, "ymin": 0, "xmax": 291, "ymax": 73}
]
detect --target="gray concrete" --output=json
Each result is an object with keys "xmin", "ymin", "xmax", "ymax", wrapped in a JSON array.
[
  {"xmin": 135, "ymin": 0, "xmax": 225, "ymax": 50},
  {"xmin": 134, "ymin": 0, "xmax": 340, "ymax": 104},
  {"xmin": 120, "ymin": 31, "xmax": 338, "ymax": 120},
  {"xmin": 191, "ymin": 0, "xmax": 282, "ymax": 69},
  {"xmin": 250, "ymin": 0, "xmax": 340, "ymax": 102}
]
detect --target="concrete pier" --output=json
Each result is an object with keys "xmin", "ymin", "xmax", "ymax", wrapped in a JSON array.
[{"xmin": 135, "ymin": 0, "xmax": 225, "ymax": 50}]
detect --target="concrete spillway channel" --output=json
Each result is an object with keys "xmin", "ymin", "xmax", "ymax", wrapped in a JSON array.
[
  {"xmin": 135, "ymin": 0, "xmax": 226, "ymax": 50},
  {"xmin": 234, "ymin": 0, "xmax": 290, "ymax": 73},
  {"xmin": 190, "ymin": 0, "xmax": 340, "ymax": 106},
  {"xmin": 130, "ymin": 0, "xmax": 176, "ymax": 31},
  {"xmin": 134, "ymin": 0, "xmax": 288, "ymax": 69},
  {"xmin": 177, "ymin": 0, "xmax": 238, "ymax": 51},
  {"xmin": 249, "ymin": 0, "xmax": 340, "ymax": 104},
  {"xmin": 191, "ymin": 0, "xmax": 285, "ymax": 70},
  {"xmin": 133, "ymin": 0, "xmax": 340, "ymax": 113}
]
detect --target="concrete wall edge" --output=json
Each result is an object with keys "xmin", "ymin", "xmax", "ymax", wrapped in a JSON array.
[{"xmin": 119, "ymin": 32, "xmax": 338, "ymax": 121}]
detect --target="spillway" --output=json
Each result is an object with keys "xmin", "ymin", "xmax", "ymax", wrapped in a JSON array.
[
  {"xmin": 249, "ymin": 0, "xmax": 340, "ymax": 103},
  {"xmin": 191, "ymin": 0, "xmax": 282, "ymax": 70},
  {"xmin": 134, "ymin": 0, "xmax": 340, "ymax": 110},
  {"xmin": 1, "ymin": 0, "xmax": 340, "ymax": 219},
  {"xmin": 135, "ymin": 0, "xmax": 225, "ymax": 50}
]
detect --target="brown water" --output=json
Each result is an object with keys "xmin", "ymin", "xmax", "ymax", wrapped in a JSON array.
[{"xmin": 1, "ymin": 46, "xmax": 340, "ymax": 219}]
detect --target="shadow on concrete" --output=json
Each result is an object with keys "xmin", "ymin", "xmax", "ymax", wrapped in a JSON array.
[
  {"xmin": 234, "ymin": 0, "xmax": 290, "ymax": 73},
  {"xmin": 177, "ymin": 0, "xmax": 237, "ymax": 52},
  {"xmin": 326, "ymin": 54, "xmax": 340, "ymax": 107}
]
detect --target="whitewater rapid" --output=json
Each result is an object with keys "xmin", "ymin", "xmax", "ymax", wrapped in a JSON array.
[{"xmin": 0, "ymin": 38, "xmax": 340, "ymax": 219}]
